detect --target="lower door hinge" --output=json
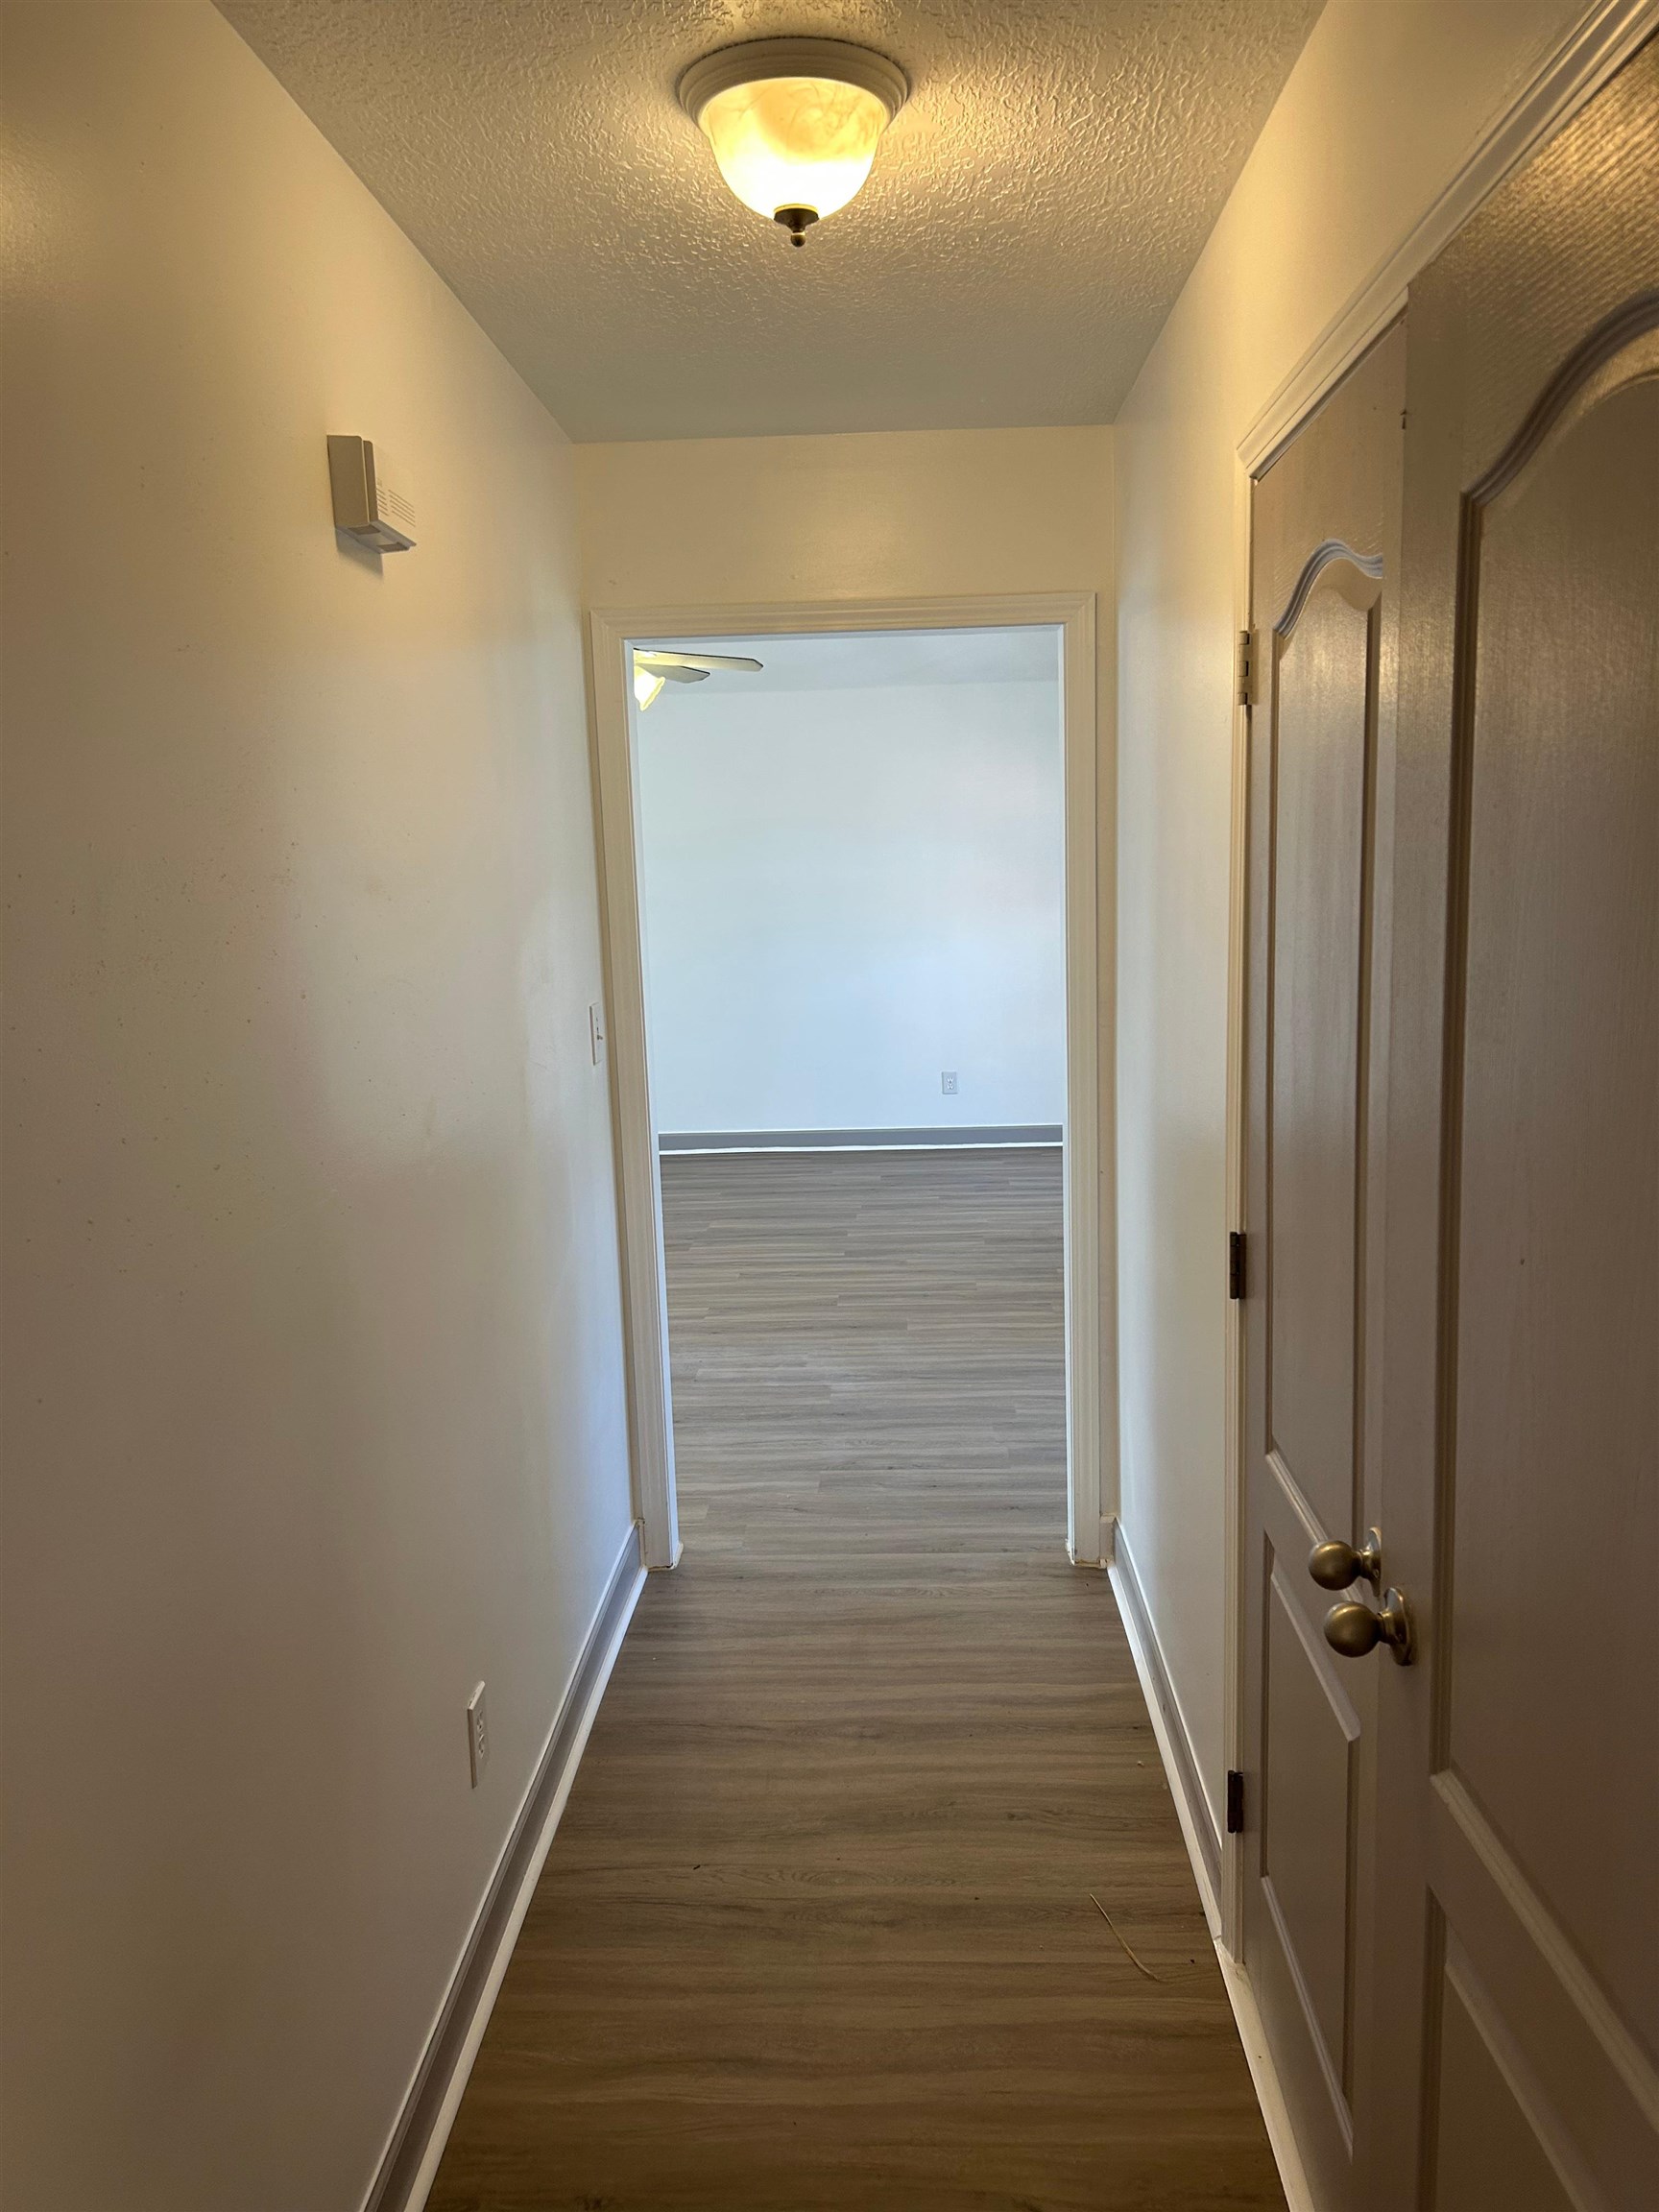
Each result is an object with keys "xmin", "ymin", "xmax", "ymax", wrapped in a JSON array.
[
  {"xmin": 1228, "ymin": 1230, "xmax": 1246, "ymax": 1301},
  {"xmin": 1226, "ymin": 1769, "xmax": 1245, "ymax": 1835}
]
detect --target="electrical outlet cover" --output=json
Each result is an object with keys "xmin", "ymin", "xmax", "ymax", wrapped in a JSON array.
[{"xmin": 941, "ymin": 1070, "xmax": 959, "ymax": 1095}]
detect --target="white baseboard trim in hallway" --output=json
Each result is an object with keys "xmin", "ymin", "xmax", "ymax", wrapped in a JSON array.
[
  {"xmin": 363, "ymin": 1522, "xmax": 646, "ymax": 2212},
  {"xmin": 1211, "ymin": 1938, "xmax": 1319, "ymax": 2212},
  {"xmin": 1109, "ymin": 1527, "xmax": 1315, "ymax": 2212},
  {"xmin": 1109, "ymin": 1525, "xmax": 1223, "ymax": 1907}
]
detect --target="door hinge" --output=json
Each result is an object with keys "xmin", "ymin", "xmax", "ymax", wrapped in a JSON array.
[
  {"xmin": 1228, "ymin": 1230, "xmax": 1246, "ymax": 1301},
  {"xmin": 1226, "ymin": 1768, "xmax": 1245, "ymax": 1835},
  {"xmin": 1237, "ymin": 628, "xmax": 1258, "ymax": 709}
]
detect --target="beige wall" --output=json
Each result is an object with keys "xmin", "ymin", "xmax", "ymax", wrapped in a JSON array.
[
  {"xmin": 1113, "ymin": 0, "xmax": 1588, "ymax": 1841},
  {"xmin": 575, "ymin": 426, "xmax": 1115, "ymax": 611},
  {"xmin": 0, "ymin": 7, "xmax": 633, "ymax": 2207},
  {"xmin": 576, "ymin": 422, "xmax": 1118, "ymax": 1525}
]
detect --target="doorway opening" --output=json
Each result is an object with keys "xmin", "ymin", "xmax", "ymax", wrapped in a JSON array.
[
  {"xmin": 637, "ymin": 625, "xmax": 1066, "ymax": 1563},
  {"xmin": 589, "ymin": 595, "xmax": 1104, "ymax": 1572}
]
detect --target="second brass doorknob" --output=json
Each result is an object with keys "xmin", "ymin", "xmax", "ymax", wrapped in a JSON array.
[{"xmin": 1323, "ymin": 1587, "xmax": 1415, "ymax": 1666}]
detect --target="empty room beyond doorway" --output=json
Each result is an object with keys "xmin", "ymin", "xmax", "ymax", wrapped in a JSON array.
[
  {"xmin": 637, "ymin": 625, "xmax": 1069, "ymax": 1158},
  {"xmin": 637, "ymin": 624, "xmax": 1070, "ymax": 1543}
]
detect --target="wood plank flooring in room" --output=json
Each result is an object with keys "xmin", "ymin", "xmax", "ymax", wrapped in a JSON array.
[{"xmin": 429, "ymin": 1148, "xmax": 1286, "ymax": 2211}]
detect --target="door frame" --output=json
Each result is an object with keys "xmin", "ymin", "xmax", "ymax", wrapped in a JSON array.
[
  {"xmin": 1219, "ymin": 0, "xmax": 1659, "ymax": 1958},
  {"xmin": 587, "ymin": 591, "xmax": 1106, "ymax": 1573}
]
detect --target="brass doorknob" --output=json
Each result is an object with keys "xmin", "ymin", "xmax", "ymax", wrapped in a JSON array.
[
  {"xmin": 1309, "ymin": 1527, "xmax": 1383, "ymax": 1591},
  {"xmin": 1323, "ymin": 1587, "xmax": 1415, "ymax": 1667}
]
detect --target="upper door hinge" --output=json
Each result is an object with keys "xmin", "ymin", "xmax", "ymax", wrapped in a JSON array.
[
  {"xmin": 1228, "ymin": 1230, "xmax": 1246, "ymax": 1301},
  {"xmin": 1226, "ymin": 1768, "xmax": 1245, "ymax": 1834},
  {"xmin": 1237, "ymin": 628, "xmax": 1259, "ymax": 709}
]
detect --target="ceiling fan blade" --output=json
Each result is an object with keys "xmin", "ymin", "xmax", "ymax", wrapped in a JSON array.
[
  {"xmin": 652, "ymin": 662, "xmax": 710, "ymax": 684},
  {"xmin": 635, "ymin": 651, "xmax": 763, "ymax": 675}
]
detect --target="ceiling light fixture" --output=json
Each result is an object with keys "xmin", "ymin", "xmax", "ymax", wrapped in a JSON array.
[{"xmin": 678, "ymin": 37, "xmax": 908, "ymax": 248}]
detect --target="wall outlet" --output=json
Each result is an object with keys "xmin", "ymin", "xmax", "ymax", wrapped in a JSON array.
[
  {"xmin": 467, "ymin": 1682, "xmax": 489, "ymax": 1788},
  {"xmin": 941, "ymin": 1070, "xmax": 959, "ymax": 1096}
]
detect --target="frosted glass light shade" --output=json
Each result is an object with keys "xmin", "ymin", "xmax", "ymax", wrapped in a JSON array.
[
  {"xmin": 699, "ymin": 77, "xmax": 888, "ymax": 223},
  {"xmin": 679, "ymin": 38, "xmax": 907, "ymax": 243}
]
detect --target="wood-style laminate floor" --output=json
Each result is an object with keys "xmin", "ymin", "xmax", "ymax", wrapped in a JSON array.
[{"xmin": 429, "ymin": 1149, "xmax": 1286, "ymax": 2211}]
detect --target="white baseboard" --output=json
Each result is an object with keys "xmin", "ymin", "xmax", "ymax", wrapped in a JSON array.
[
  {"xmin": 1213, "ymin": 1938, "xmax": 1319, "ymax": 2212},
  {"xmin": 659, "ymin": 1123, "xmax": 1063, "ymax": 1152},
  {"xmin": 362, "ymin": 1522, "xmax": 647, "ymax": 2212},
  {"xmin": 1108, "ymin": 1536, "xmax": 1316, "ymax": 2212},
  {"xmin": 1109, "ymin": 1527, "xmax": 1222, "ymax": 1915}
]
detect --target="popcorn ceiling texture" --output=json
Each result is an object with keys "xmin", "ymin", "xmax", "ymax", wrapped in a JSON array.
[{"xmin": 219, "ymin": 0, "xmax": 1321, "ymax": 442}]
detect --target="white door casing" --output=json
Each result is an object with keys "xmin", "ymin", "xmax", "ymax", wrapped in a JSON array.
[{"xmin": 586, "ymin": 594, "xmax": 1107, "ymax": 1573}]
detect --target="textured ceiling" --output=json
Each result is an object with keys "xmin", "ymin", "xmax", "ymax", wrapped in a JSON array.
[{"xmin": 219, "ymin": 0, "xmax": 1321, "ymax": 442}]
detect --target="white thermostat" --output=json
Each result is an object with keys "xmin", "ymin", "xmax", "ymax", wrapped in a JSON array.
[{"xmin": 327, "ymin": 434, "xmax": 417, "ymax": 551}]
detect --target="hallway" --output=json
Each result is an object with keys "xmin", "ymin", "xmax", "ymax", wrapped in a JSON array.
[
  {"xmin": 429, "ymin": 1150, "xmax": 1285, "ymax": 2209},
  {"xmin": 8, "ymin": 9, "xmax": 1656, "ymax": 2203}
]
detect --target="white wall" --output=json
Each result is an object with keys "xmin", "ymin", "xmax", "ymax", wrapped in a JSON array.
[
  {"xmin": 0, "ymin": 8, "xmax": 632, "ymax": 2208},
  {"xmin": 1113, "ymin": 0, "xmax": 1590, "ymax": 1843},
  {"xmin": 575, "ymin": 426, "xmax": 1115, "ymax": 614},
  {"xmin": 638, "ymin": 666, "xmax": 1066, "ymax": 1137}
]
